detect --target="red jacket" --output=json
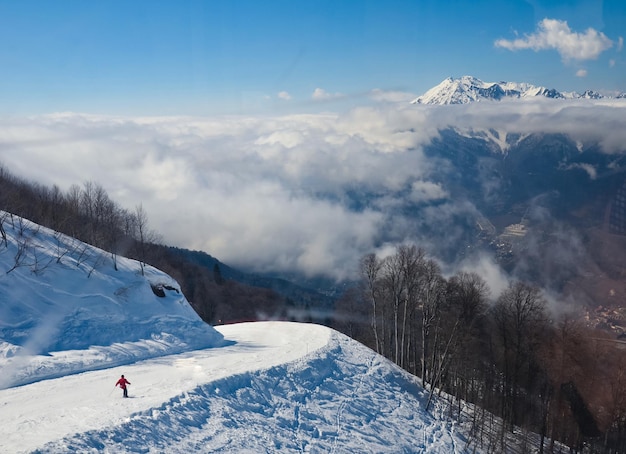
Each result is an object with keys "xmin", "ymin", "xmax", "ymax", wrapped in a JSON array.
[{"xmin": 116, "ymin": 377, "xmax": 131, "ymax": 389}]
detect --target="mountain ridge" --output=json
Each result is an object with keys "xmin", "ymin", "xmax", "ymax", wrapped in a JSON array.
[{"xmin": 412, "ymin": 75, "xmax": 626, "ymax": 105}]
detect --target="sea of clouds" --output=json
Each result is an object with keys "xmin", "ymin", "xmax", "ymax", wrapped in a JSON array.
[{"xmin": 1, "ymin": 97, "xmax": 624, "ymax": 284}]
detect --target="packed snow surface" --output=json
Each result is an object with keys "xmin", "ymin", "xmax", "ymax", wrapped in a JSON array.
[
  {"xmin": 0, "ymin": 213, "xmax": 472, "ymax": 452},
  {"xmin": 1, "ymin": 322, "xmax": 470, "ymax": 453}
]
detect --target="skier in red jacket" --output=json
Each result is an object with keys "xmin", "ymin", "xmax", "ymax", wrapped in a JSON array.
[{"xmin": 115, "ymin": 374, "xmax": 131, "ymax": 398}]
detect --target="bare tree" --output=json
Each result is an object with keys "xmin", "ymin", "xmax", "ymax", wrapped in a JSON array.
[
  {"xmin": 134, "ymin": 203, "xmax": 148, "ymax": 275},
  {"xmin": 6, "ymin": 236, "xmax": 31, "ymax": 274},
  {"xmin": 418, "ymin": 258, "xmax": 446, "ymax": 386},
  {"xmin": 491, "ymin": 281, "xmax": 548, "ymax": 429},
  {"xmin": 360, "ymin": 253, "xmax": 383, "ymax": 355},
  {"xmin": 53, "ymin": 231, "xmax": 71, "ymax": 264},
  {"xmin": 80, "ymin": 181, "xmax": 96, "ymax": 243},
  {"xmin": 398, "ymin": 245, "xmax": 425, "ymax": 370},
  {"xmin": 0, "ymin": 212, "xmax": 8, "ymax": 247},
  {"xmin": 381, "ymin": 249, "xmax": 405, "ymax": 366}
]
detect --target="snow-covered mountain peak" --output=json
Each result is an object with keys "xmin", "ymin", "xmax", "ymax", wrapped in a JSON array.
[
  {"xmin": 411, "ymin": 76, "xmax": 502, "ymax": 105},
  {"xmin": 580, "ymin": 89, "xmax": 603, "ymax": 99},
  {"xmin": 411, "ymin": 76, "xmax": 620, "ymax": 105}
]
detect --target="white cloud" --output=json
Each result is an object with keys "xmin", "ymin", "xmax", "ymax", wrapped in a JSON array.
[
  {"xmin": 455, "ymin": 254, "xmax": 510, "ymax": 299},
  {"xmin": 618, "ymin": 37, "xmax": 624, "ymax": 52},
  {"xmin": 277, "ymin": 91, "xmax": 292, "ymax": 101},
  {"xmin": 1, "ymin": 99, "xmax": 625, "ymax": 282},
  {"xmin": 255, "ymin": 130, "xmax": 305, "ymax": 149},
  {"xmin": 0, "ymin": 109, "xmax": 430, "ymax": 281},
  {"xmin": 495, "ymin": 18, "xmax": 613, "ymax": 61},
  {"xmin": 369, "ymin": 89, "xmax": 416, "ymax": 103},
  {"xmin": 575, "ymin": 69, "xmax": 588, "ymax": 77},
  {"xmin": 409, "ymin": 180, "xmax": 448, "ymax": 203},
  {"xmin": 431, "ymin": 99, "xmax": 626, "ymax": 154},
  {"xmin": 312, "ymin": 88, "xmax": 344, "ymax": 100},
  {"xmin": 563, "ymin": 162, "xmax": 597, "ymax": 179}
]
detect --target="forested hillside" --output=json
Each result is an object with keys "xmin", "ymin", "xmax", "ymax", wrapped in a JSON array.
[{"xmin": 332, "ymin": 245, "xmax": 626, "ymax": 452}]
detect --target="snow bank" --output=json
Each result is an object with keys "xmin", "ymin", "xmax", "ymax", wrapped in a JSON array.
[{"xmin": 0, "ymin": 212, "xmax": 223, "ymax": 388}]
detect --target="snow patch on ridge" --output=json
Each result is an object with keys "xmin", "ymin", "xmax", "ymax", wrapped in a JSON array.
[
  {"xmin": 453, "ymin": 127, "xmax": 531, "ymax": 154},
  {"xmin": 483, "ymin": 129, "xmax": 510, "ymax": 152}
]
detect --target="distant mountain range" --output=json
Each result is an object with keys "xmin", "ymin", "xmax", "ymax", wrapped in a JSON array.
[{"xmin": 412, "ymin": 75, "xmax": 626, "ymax": 105}]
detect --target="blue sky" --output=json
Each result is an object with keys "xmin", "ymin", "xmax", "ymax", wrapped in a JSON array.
[
  {"xmin": 0, "ymin": 1, "xmax": 625, "ymax": 282},
  {"xmin": 0, "ymin": 0, "xmax": 623, "ymax": 115}
]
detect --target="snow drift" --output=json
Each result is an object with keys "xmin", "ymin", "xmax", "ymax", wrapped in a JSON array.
[{"xmin": 0, "ymin": 212, "xmax": 224, "ymax": 388}]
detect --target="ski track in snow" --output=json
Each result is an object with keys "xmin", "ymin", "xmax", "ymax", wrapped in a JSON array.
[
  {"xmin": 0, "ymin": 321, "xmax": 468, "ymax": 453},
  {"xmin": 0, "ymin": 216, "xmax": 471, "ymax": 453}
]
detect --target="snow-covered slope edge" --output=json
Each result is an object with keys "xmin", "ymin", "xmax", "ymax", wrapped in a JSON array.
[
  {"xmin": 0, "ymin": 212, "xmax": 224, "ymax": 389},
  {"xmin": 32, "ymin": 322, "xmax": 468, "ymax": 454}
]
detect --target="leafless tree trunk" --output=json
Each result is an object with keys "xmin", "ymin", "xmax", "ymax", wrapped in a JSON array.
[
  {"xmin": 6, "ymin": 236, "xmax": 30, "ymax": 274},
  {"xmin": 491, "ymin": 281, "xmax": 547, "ymax": 430},
  {"xmin": 360, "ymin": 253, "xmax": 383, "ymax": 354},
  {"xmin": 0, "ymin": 212, "xmax": 8, "ymax": 247},
  {"xmin": 398, "ymin": 245, "xmax": 425, "ymax": 370},
  {"xmin": 135, "ymin": 204, "xmax": 148, "ymax": 275},
  {"xmin": 382, "ymin": 250, "xmax": 404, "ymax": 366},
  {"xmin": 419, "ymin": 259, "xmax": 445, "ymax": 386}
]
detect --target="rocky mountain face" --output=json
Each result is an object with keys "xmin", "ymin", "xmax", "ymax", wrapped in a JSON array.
[
  {"xmin": 402, "ymin": 76, "xmax": 626, "ymax": 330},
  {"xmin": 417, "ymin": 128, "xmax": 626, "ymax": 331}
]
